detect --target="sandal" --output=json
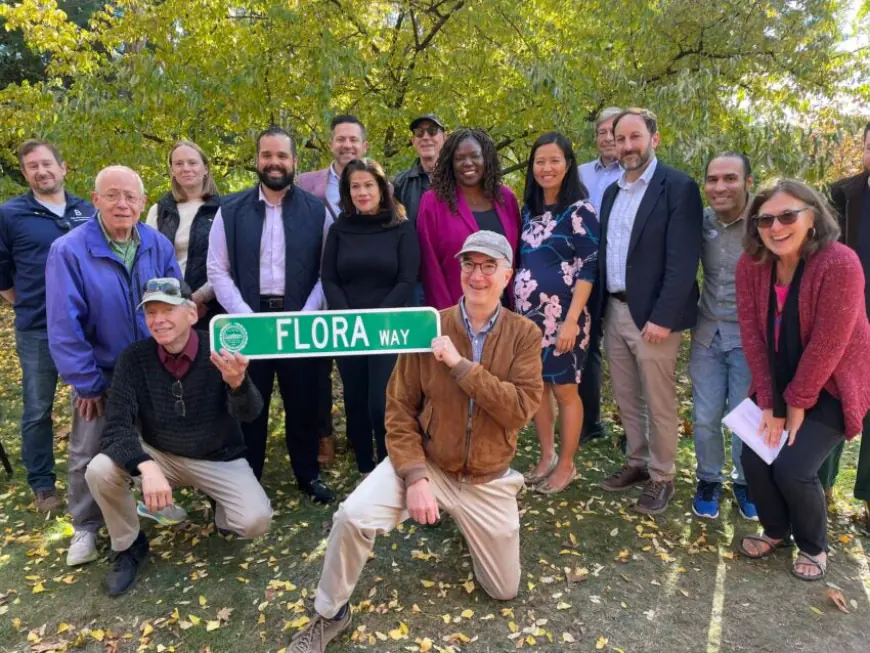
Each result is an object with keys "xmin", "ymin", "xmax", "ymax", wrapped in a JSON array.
[
  {"xmin": 791, "ymin": 551, "xmax": 827, "ymax": 581},
  {"xmin": 524, "ymin": 453, "xmax": 558, "ymax": 485},
  {"xmin": 736, "ymin": 534, "xmax": 792, "ymax": 559},
  {"xmin": 535, "ymin": 465, "xmax": 577, "ymax": 494}
]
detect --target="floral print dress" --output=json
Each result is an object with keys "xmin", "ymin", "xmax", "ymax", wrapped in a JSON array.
[{"xmin": 514, "ymin": 200, "xmax": 600, "ymax": 385}]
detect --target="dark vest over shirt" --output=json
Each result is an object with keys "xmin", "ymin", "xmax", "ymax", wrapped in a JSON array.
[
  {"xmin": 220, "ymin": 185, "xmax": 325, "ymax": 311},
  {"xmin": 154, "ymin": 192, "xmax": 220, "ymax": 293}
]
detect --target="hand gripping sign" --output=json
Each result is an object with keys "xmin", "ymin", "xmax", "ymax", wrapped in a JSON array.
[{"xmin": 210, "ymin": 307, "xmax": 441, "ymax": 359}]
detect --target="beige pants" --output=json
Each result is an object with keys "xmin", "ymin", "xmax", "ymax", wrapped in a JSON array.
[
  {"xmin": 603, "ymin": 298, "xmax": 682, "ymax": 482},
  {"xmin": 314, "ymin": 458, "xmax": 524, "ymax": 618},
  {"xmin": 85, "ymin": 443, "xmax": 272, "ymax": 551}
]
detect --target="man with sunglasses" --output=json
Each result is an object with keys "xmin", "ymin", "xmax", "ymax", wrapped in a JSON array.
[
  {"xmin": 288, "ymin": 231, "xmax": 543, "ymax": 652},
  {"xmin": 45, "ymin": 165, "xmax": 181, "ymax": 567},
  {"xmin": 85, "ymin": 278, "xmax": 271, "ymax": 596}
]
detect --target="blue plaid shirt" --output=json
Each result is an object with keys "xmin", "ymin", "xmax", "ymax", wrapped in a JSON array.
[{"xmin": 458, "ymin": 298, "xmax": 501, "ymax": 447}]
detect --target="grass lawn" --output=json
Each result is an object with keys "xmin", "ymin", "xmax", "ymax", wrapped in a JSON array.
[{"xmin": 1, "ymin": 303, "xmax": 869, "ymax": 653}]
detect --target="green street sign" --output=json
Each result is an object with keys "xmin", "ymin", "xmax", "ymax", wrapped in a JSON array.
[{"xmin": 209, "ymin": 307, "xmax": 442, "ymax": 359}]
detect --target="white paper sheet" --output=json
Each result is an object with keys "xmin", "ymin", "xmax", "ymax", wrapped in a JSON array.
[{"xmin": 722, "ymin": 398, "xmax": 788, "ymax": 465}]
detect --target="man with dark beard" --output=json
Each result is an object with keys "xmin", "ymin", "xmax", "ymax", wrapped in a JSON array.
[
  {"xmin": 597, "ymin": 109, "xmax": 703, "ymax": 515},
  {"xmin": 207, "ymin": 126, "xmax": 335, "ymax": 503}
]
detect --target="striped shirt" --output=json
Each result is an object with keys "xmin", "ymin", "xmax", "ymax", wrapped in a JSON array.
[
  {"xmin": 459, "ymin": 298, "xmax": 501, "ymax": 445},
  {"xmin": 605, "ymin": 158, "xmax": 658, "ymax": 293}
]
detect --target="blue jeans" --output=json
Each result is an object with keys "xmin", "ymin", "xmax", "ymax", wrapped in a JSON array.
[
  {"xmin": 688, "ymin": 332, "xmax": 750, "ymax": 485},
  {"xmin": 14, "ymin": 328, "xmax": 59, "ymax": 492}
]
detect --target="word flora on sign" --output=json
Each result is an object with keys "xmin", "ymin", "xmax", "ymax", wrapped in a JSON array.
[{"xmin": 209, "ymin": 307, "xmax": 441, "ymax": 359}]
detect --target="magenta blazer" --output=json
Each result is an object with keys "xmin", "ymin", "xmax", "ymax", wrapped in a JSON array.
[{"xmin": 417, "ymin": 185, "xmax": 521, "ymax": 310}]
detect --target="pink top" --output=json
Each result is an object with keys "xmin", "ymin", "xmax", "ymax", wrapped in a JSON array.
[
  {"xmin": 417, "ymin": 185, "xmax": 521, "ymax": 310},
  {"xmin": 773, "ymin": 282, "xmax": 789, "ymax": 349},
  {"xmin": 735, "ymin": 242, "xmax": 870, "ymax": 438}
]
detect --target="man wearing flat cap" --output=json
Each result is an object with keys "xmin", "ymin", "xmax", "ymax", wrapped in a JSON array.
[
  {"xmin": 85, "ymin": 277, "xmax": 272, "ymax": 596},
  {"xmin": 288, "ymin": 231, "xmax": 543, "ymax": 652}
]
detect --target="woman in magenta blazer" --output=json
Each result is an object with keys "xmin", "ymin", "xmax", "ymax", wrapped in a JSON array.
[
  {"xmin": 417, "ymin": 128, "xmax": 521, "ymax": 309},
  {"xmin": 735, "ymin": 179, "xmax": 870, "ymax": 581}
]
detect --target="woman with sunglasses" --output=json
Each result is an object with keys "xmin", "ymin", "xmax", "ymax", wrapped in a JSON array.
[
  {"xmin": 735, "ymin": 179, "xmax": 870, "ymax": 581},
  {"xmin": 146, "ymin": 141, "xmax": 221, "ymax": 329},
  {"xmin": 515, "ymin": 133, "xmax": 599, "ymax": 494},
  {"xmin": 321, "ymin": 159, "xmax": 419, "ymax": 476},
  {"xmin": 417, "ymin": 128, "xmax": 520, "ymax": 309}
]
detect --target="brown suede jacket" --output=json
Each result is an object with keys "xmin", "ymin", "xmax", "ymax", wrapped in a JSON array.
[{"xmin": 385, "ymin": 304, "xmax": 544, "ymax": 486}]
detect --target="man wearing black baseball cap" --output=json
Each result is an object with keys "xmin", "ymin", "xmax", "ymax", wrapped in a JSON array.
[{"xmin": 394, "ymin": 114, "xmax": 447, "ymax": 305}]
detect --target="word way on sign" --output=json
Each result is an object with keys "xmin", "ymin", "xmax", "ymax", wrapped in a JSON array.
[{"xmin": 209, "ymin": 307, "xmax": 442, "ymax": 360}]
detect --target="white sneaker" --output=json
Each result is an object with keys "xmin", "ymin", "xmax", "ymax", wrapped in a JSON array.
[{"xmin": 66, "ymin": 529, "xmax": 98, "ymax": 566}]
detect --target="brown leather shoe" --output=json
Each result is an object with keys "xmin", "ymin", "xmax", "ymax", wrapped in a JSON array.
[
  {"xmin": 318, "ymin": 435, "xmax": 336, "ymax": 466},
  {"xmin": 600, "ymin": 464, "xmax": 650, "ymax": 492},
  {"xmin": 634, "ymin": 480, "xmax": 675, "ymax": 515},
  {"xmin": 34, "ymin": 489, "xmax": 62, "ymax": 513}
]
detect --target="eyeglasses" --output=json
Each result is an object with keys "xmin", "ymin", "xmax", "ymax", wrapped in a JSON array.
[
  {"xmin": 413, "ymin": 126, "xmax": 442, "ymax": 138},
  {"xmin": 143, "ymin": 278, "xmax": 184, "ymax": 296},
  {"xmin": 460, "ymin": 260, "xmax": 501, "ymax": 276},
  {"xmin": 98, "ymin": 191, "xmax": 142, "ymax": 205},
  {"xmin": 171, "ymin": 380, "xmax": 185, "ymax": 417},
  {"xmin": 753, "ymin": 207, "xmax": 809, "ymax": 229}
]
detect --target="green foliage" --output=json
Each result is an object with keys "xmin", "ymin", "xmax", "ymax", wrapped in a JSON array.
[{"xmin": 0, "ymin": 0, "xmax": 868, "ymax": 201}]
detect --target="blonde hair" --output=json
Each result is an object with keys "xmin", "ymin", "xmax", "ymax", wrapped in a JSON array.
[{"xmin": 168, "ymin": 141, "xmax": 218, "ymax": 202}]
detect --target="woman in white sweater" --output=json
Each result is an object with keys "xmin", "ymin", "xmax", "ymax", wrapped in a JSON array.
[{"xmin": 146, "ymin": 141, "xmax": 222, "ymax": 328}]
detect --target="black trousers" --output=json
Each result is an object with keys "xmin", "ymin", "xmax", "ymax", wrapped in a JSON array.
[
  {"xmin": 741, "ymin": 419, "xmax": 844, "ymax": 555},
  {"xmin": 336, "ymin": 353, "xmax": 397, "ymax": 473},
  {"xmin": 579, "ymin": 288, "xmax": 603, "ymax": 436},
  {"xmin": 317, "ymin": 358, "xmax": 334, "ymax": 438},
  {"xmin": 244, "ymin": 356, "xmax": 321, "ymax": 485}
]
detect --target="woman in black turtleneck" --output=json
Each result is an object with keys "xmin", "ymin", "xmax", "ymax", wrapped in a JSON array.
[{"xmin": 322, "ymin": 158, "xmax": 420, "ymax": 476}]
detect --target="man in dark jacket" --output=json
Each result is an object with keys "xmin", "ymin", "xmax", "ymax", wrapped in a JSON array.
[
  {"xmin": 0, "ymin": 140, "xmax": 93, "ymax": 512},
  {"xmin": 597, "ymin": 109, "xmax": 703, "ymax": 515},
  {"xmin": 207, "ymin": 126, "xmax": 335, "ymax": 504},
  {"xmin": 821, "ymin": 120, "xmax": 870, "ymax": 524},
  {"xmin": 86, "ymin": 277, "xmax": 271, "ymax": 596}
]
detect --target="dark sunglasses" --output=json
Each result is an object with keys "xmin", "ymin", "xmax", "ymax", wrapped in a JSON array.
[
  {"xmin": 413, "ymin": 126, "xmax": 442, "ymax": 138},
  {"xmin": 171, "ymin": 380, "xmax": 185, "ymax": 418},
  {"xmin": 144, "ymin": 278, "xmax": 183, "ymax": 296},
  {"xmin": 752, "ymin": 206, "xmax": 809, "ymax": 229}
]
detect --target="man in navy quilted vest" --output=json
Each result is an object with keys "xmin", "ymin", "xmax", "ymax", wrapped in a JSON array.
[{"xmin": 207, "ymin": 126, "xmax": 335, "ymax": 504}]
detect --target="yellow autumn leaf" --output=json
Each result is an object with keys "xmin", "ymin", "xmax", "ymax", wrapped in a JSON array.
[
  {"xmin": 188, "ymin": 614, "xmax": 201, "ymax": 625},
  {"xmin": 562, "ymin": 632, "xmax": 576, "ymax": 642},
  {"xmin": 199, "ymin": 595, "xmax": 207, "ymax": 607},
  {"xmin": 57, "ymin": 623, "xmax": 73, "ymax": 634},
  {"xmin": 418, "ymin": 637, "xmax": 433, "ymax": 652},
  {"xmin": 258, "ymin": 613, "xmax": 266, "ymax": 625},
  {"xmin": 441, "ymin": 614, "xmax": 451, "ymax": 624},
  {"xmin": 556, "ymin": 601, "xmax": 572, "ymax": 610},
  {"xmin": 141, "ymin": 623, "xmax": 154, "ymax": 637},
  {"xmin": 462, "ymin": 579, "xmax": 475, "ymax": 594},
  {"xmin": 91, "ymin": 629, "xmax": 105, "ymax": 642},
  {"xmin": 460, "ymin": 609, "xmax": 473, "ymax": 619},
  {"xmin": 526, "ymin": 635, "xmax": 536, "ymax": 645},
  {"xmin": 206, "ymin": 620, "xmax": 220, "ymax": 631},
  {"xmin": 508, "ymin": 621, "xmax": 518, "ymax": 633},
  {"xmin": 32, "ymin": 583, "xmax": 44, "ymax": 594},
  {"xmin": 421, "ymin": 580, "xmax": 435, "ymax": 588},
  {"xmin": 596, "ymin": 636, "xmax": 608, "ymax": 649}
]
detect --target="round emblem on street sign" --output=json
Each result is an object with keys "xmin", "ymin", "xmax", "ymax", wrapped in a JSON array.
[{"xmin": 219, "ymin": 323, "xmax": 248, "ymax": 352}]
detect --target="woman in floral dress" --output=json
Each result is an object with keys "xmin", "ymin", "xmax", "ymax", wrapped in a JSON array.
[{"xmin": 515, "ymin": 132, "xmax": 600, "ymax": 493}]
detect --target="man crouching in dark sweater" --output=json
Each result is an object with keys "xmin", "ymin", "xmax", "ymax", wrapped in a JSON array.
[{"xmin": 85, "ymin": 277, "xmax": 272, "ymax": 596}]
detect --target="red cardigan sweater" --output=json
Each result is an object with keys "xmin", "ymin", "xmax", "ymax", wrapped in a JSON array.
[{"xmin": 735, "ymin": 242, "xmax": 870, "ymax": 438}]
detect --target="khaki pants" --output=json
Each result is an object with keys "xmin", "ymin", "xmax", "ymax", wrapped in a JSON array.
[
  {"xmin": 86, "ymin": 443, "xmax": 272, "ymax": 551},
  {"xmin": 314, "ymin": 458, "xmax": 524, "ymax": 618},
  {"xmin": 603, "ymin": 298, "xmax": 682, "ymax": 482}
]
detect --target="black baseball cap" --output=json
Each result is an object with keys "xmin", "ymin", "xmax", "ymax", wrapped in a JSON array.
[{"xmin": 409, "ymin": 114, "xmax": 446, "ymax": 132}]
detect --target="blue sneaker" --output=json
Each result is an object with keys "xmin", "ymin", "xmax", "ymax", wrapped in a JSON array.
[
  {"xmin": 692, "ymin": 480, "xmax": 722, "ymax": 519},
  {"xmin": 732, "ymin": 484, "xmax": 759, "ymax": 521}
]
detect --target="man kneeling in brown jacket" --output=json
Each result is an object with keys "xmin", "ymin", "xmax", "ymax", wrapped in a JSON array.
[{"xmin": 288, "ymin": 231, "xmax": 544, "ymax": 652}]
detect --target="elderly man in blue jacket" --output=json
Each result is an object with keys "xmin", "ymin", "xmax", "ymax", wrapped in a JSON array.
[{"xmin": 46, "ymin": 165, "xmax": 181, "ymax": 567}]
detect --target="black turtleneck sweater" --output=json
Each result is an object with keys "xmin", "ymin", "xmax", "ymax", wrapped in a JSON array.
[{"xmin": 321, "ymin": 211, "xmax": 420, "ymax": 310}]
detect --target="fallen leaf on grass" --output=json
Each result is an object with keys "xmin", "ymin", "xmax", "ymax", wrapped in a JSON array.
[
  {"xmin": 809, "ymin": 607, "xmax": 824, "ymax": 616},
  {"xmin": 823, "ymin": 589, "xmax": 850, "ymax": 613},
  {"xmin": 596, "ymin": 636, "xmax": 608, "ymax": 649},
  {"xmin": 217, "ymin": 607, "xmax": 233, "ymax": 623},
  {"xmin": 206, "ymin": 620, "xmax": 220, "ymax": 631}
]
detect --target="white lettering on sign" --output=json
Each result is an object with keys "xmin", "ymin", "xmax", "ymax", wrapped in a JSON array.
[
  {"xmin": 293, "ymin": 319, "xmax": 310, "ymax": 350},
  {"xmin": 312, "ymin": 317, "xmax": 329, "ymax": 349},
  {"xmin": 277, "ymin": 318, "xmax": 293, "ymax": 350},
  {"xmin": 332, "ymin": 317, "xmax": 349, "ymax": 348},
  {"xmin": 378, "ymin": 328, "xmax": 412, "ymax": 346},
  {"xmin": 350, "ymin": 316, "xmax": 370, "ymax": 348}
]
